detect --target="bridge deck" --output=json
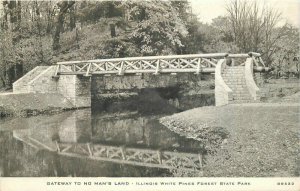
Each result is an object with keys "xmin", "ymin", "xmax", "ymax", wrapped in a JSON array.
[{"xmin": 54, "ymin": 52, "xmax": 267, "ymax": 77}]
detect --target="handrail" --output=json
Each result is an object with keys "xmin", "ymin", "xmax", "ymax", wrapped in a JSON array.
[
  {"xmin": 53, "ymin": 52, "xmax": 266, "ymax": 77},
  {"xmin": 57, "ymin": 53, "xmax": 228, "ymax": 65},
  {"xmin": 215, "ymin": 59, "xmax": 232, "ymax": 93},
  {"xmin": 56, "ymin": 52, "xmax": 262, "ymax": 65},
  {"xmin": 245, "ymin": 58, "xmax": 260, "ymax": 100},
  {"xmin": 215, "ymin": 59, "xmax": 232, "ymax": 106}
]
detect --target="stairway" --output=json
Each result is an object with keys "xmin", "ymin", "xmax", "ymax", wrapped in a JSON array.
[
  {"xmin": 222, "ymin": 66, "xmax": 256, "ymax": 103},
  {"xmin": 13, "ymin": 66, "xmax": 50, "ymax": 93}
]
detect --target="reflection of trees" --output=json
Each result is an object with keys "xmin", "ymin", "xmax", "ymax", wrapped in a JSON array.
[
  {"xmin": 91, "ymin": 114, "xmax": 206, "ymax": 152},
  {"xmin": 0, "ymin": 131, "xmax": 63, "ymax": 176},
  {"xmin": 0, "ymin": 132, "xmax": 24, "ymax": 176}
]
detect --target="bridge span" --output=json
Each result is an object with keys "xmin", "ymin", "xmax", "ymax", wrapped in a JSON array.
[
  {"xmin": 12, "ymin": 52, "xmax": 269, "ymax": 107},
  {"xmin": 53, "ymin": 52, "xmax": 268, "ymax": 77}
]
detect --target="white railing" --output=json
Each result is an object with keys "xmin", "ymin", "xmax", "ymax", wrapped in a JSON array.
[
  {"xmin": 57, "ymin": 142, "xmax": 203, "ymax": 172},
  {"xmin": 215, "ymin": 59, "xmax": 233, "ymax": 106},
  {"xmin": 245, "ymin": 58, "xmax": 260, "ymax": 100},
  {"xmin": 53, "ymin": 52, "xmax": 266, "ymax": 77}
]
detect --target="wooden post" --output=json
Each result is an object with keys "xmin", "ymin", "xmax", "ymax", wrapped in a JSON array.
[
  {"xmin": 105, "ymin": 62, "xmax": 108, "ymax": 71},
  {"xmin": 198, "ymin": 153, "xmax": 203, "ymax": 168},
  {"xmin": 85, "ymin": 63, "xmax": 92, "ymax": 76},
  {"xmin": 157, "ymin": 151, "xmax": 162, "ymax": 164},
  {"xmin": 253, "ymin": 57, "xmax": 259, "ymax": 67},
  {"xmin": 118, "ymin": 61, "xmax": 124, "ymax": 75},
  {"xmin": 121, "ymin": 147, "xmax": 126, "ymax": 160},
  {"xmin": 52, "ymin": 65, "xmax": 60, "ymax": 79},
  {"xmin": 195, "ymin": 58, "xmax": 201, "ymax": 75},
  {"xmin": 55, "ymin": 141, "xmax": 60, "ymax": 152},
  {"xmin": 154, "ymin": 60, "xmax": 160, "ymax": 75},
  {"xmin": 87, "ymin": 143, "xmax": 93, "ymax": 156},
  {"xmin": 259, "ymin": 57, "xmax": 266, "ymax": 67},
  {"xmin": 106, "ymin": 149, "xmax": 109, "ymax": 158},
  {"xmin": 231, "ymin": 59, "xmax": 235, "ymax": 66}
]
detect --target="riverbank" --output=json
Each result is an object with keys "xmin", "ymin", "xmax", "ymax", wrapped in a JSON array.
[
  {"xmin": 160, "ymin": 99, "xmax": 299, "ymax": 176},
  {"xmin": 0, "ymin": 92, "xmax": 75, "ymax": 117}
]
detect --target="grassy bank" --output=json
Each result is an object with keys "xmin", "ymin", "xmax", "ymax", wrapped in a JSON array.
[
  {"xmin": 160, "ymin": 99, "xmax": 299, "ymax": 176},
  {"xmin": 0, "ymin": 92, "xmax": 75, "ymax": 118}
]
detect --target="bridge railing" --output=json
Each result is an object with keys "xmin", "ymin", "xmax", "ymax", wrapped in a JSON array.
[
  {"xmin": 54, "ymin": 52, "xmax": 265, "ymax": 76},
  {"xmin": 56, "ymin": 142, "xmax": 204, "ymax": 172}
]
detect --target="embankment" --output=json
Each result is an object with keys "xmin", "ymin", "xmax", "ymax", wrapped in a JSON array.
[
  {"xmin": 160, "ymin": 102, "xmax": 300, "ymax": 177},
  {"xmin": 0, "ymin": 93, "xmax": 74, "ymax": 117},
  {"xmin": 259, "ymin": 78, "xmax": 300, "ymax": 101}
]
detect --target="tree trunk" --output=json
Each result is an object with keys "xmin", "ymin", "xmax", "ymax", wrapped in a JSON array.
[
  {"xmin": 52, "ymin": 1, "xmax": 75, "ymax": 51},
  {"xmin": 110, "ymin": 24, "xmax": 116, "ymax": 38},
  {"xmin": 69, "ymin": 4, "xmax": 76, "ymax": 31},
  {"xmin": 8, "ymin": 1, "xmax": 17, "ymax": 24},
  {"xmin": 2, "ymin": 1, "xmax": 8, "ymax": 29},
  {"xmin": 0, "ymin": 76, "xmax": 6, "ymax": 87},
  {"xmin": 17, "ymin": 1, "xmax": 21, "ymax": 25}
]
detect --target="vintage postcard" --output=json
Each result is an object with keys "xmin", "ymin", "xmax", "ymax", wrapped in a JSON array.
[{"xmin": 0, "ymin": 0, "xmax": 299, "ymax": 190}]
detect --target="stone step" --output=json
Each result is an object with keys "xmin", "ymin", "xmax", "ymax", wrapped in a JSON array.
[
  {"xmin": 13, "ymin": 66, "xmax": 51, "ymax": 93},
  {"xmin": 14, "ymin": 66, "xmax": 49, "ymax": 85},
  {"xmin": 223, "ymin": 73, "xmax": 244, "ymax": 76},
  {"xmin": 232, "ymin": 96, "xmax": 253, "ymax": 100},
  {"xmin": 230, "ymin": 100, "xmax": 258, "ymax": 104},
  {"xmin": 224, "ymin": 69, "xmax": 244, "ymax": 71},
  {"xmin": 223, "ymin": 80, "xmax": 245, "ymax": 83},
  {"xmin": 232, "ymin": 92, "xmax": 249, "ymax": 95},
  {"xmin": 225, "ymin": 67, "xmax": 244, "ymax": 70},
  {"xmin": 225, "ymin": 70, "xmax": 244, "ymax": 72},
  {"xmin": 223, "ymin": 74, "xmax": 244, "ymax": 76}
]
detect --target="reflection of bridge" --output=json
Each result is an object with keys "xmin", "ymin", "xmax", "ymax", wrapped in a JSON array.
[
  {"xmin": 57, "ymin": 143, "xmax": 203, "ymax": 171},
  {"xmin": 13, "ymin": 129, "xmax": 203, "ymax": 172}
]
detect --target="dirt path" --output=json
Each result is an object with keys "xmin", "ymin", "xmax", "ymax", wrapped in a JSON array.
[{"xmin": 160, "ymin": 102, "xmax": 299, "ymax": 177}]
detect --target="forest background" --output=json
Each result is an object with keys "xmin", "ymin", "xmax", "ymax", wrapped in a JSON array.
[{"xmin": 0, "ymin": 0, "xmax": 299, "ymax": 89}]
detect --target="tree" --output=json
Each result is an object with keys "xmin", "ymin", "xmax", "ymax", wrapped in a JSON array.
[
  {"xmin": 52, "ymin": 1, "xmax": 75, "ymax": 51},
  {"xmin": 225, "ymin": 0, "xmax": 284, "ymax": 66},
  {"xmin": 271, "ymin": 25, "xmax": 300, "ymax": 78},
  {"xmin": 120, "ymin": 0, "xmax": 188, "ymax": 55}
]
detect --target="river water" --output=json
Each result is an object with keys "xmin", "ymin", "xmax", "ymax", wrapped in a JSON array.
[{"xmin": 0, "ymin": 98, "xmax": 208, "ymax": 177}]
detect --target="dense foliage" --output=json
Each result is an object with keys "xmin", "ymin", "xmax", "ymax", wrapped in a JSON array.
[{"xmin": 0, "ymin": 0, "xmax": 299, "ymax": 89}]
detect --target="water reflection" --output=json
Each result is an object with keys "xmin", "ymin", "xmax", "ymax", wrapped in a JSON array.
[{"xmin": 0, "ymin": 109, "xmax": 205, "ymax": 177}]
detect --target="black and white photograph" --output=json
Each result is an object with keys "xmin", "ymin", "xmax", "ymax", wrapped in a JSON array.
[{"xmin": 0, "ymin": 0, "xmax": 299, "ymax": 190}]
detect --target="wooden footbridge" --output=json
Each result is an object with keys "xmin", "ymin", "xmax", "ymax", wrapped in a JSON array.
[
  {"xmin": 13, "ymin": 52, "xmax": 270, "ymax": 107},
  {"xmin": 53, "ymin": 52, "xmax": 269, "ymax": 77}
]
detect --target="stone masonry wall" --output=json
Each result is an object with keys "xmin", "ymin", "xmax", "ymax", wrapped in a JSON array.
[
  {"xmin": 74, "ymin": 76, "xmax": 91, "ymax": 107},
  {"xmin": 12, "ymin": 66, "xmax": 91, "ymax": 108},
  {"xmin": 57, "ymin": 75, "xmax": 91, "ymax": 107},
  {"xmin": 92, "ymin": 73, "xmax": 213, "ymax": 94},
  {"xmin": 12, "ymin": 66, "xmax": 216, "ymax": 110},
  {"xmin": 57, "ymin": 75, "xmax": 76, "ymax": 105},
  {"xmin": 29, "ymin": 66, "xmax": 57, "ymax": 93},
  {"xmin": 13, "ymin": 66, "xmax": 49, "ymax": 93},
  {"xmin": 215, "ymin": 60, "xmax": 232, "ymax": 106}
]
